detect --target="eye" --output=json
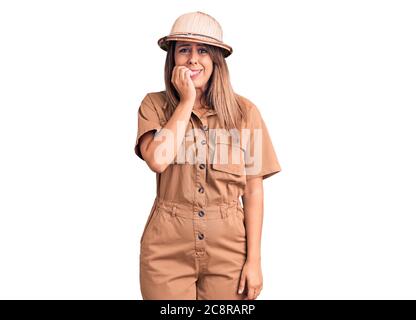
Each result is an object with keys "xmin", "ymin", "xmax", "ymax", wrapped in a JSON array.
[{"xmin": 178, "ymin": 48, "xmax": 208, "ymax": 54}]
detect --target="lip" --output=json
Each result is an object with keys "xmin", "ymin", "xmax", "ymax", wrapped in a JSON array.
[{"xmin": 190, "ymin": 69, "xmax": 203, "ymax": 78}]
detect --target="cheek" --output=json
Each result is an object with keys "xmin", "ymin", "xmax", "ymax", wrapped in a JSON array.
[
  {"xmin": 202, "ymin": 64, "xmax": 213, "ymax": 78},
  {"xmin": 175, "ymin": 59, "xmax": 184, "ymax": 66},
  {"xmin": 203, "ymin": 68, "xmax": 213, "ymax": 80}
]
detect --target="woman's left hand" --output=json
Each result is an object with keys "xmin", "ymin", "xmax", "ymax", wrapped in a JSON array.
[{"xmin": 238, "ymin": 259, "xmax": 263, "ymax": 300}]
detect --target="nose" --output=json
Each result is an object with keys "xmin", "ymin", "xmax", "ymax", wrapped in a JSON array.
[{"xmin": 188, "ymin": 48, "xmax": 199, "ymax": 65}]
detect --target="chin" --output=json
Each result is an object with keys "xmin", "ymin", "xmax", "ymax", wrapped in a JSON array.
[{"xmin": 192, "ymin": 80, "xmax": 207, "ymax": 88}]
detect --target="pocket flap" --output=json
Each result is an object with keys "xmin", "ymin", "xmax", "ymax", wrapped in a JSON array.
[
  {"xmin": 212, "ymin": 162, "xmax": 245, "ymax": 175},
  {"xmin": 212, "ymin": 135, "xmax": 245, "ymax": 176}
]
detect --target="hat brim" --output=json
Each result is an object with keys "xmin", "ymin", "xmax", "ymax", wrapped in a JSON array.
[{"xmin": 157, "ymin": 35, "xmax": 233, "ymax": 57}]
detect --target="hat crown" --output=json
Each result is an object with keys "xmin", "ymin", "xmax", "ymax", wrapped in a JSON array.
[
  {"xmin": 169, "ymin": 11, "xmax": 223, "ymax": 42},
  {"xmin": 157, "ymin": 11, "xmax": 233, "ymax": 57}
]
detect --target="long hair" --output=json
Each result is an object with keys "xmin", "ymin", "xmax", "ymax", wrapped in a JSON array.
[{"xmin": 163, "ymin": 41, "xmax": 247, "ymax": 130}]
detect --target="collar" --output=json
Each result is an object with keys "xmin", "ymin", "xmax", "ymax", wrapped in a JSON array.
[{"xmin": 162, "ymin": 102, "xmax": 217, "ymax": 116}]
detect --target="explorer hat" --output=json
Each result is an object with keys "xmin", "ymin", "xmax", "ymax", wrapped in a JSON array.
[{"xmin": 157, "ymin": 11, "xmax": 233, "ymax": 57}]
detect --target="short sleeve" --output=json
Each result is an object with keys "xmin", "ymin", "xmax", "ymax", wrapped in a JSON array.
[
  {"xmin": 244, "ymin": 104, "xmax": 282, "ymax": 180},
  {"xmin": 134, "ymin": 93, "xmax": 163, "ymax": 160}
]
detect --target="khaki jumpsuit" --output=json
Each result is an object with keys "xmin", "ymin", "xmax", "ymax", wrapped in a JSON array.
[{"xmin": 134, "ymin": 91, "xmax": 281, "ymax": 300}]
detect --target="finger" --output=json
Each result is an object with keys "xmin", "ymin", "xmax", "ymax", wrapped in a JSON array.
[
  {"xmin": 173, "ymin": 66, "xmax": 187, "ymax": 90},
  {"xmin": 238, "ymin": 274, "xmax": 246, "ymax": 295},
  {"xmin": 257, "ymin": 286, "xmax": 264, "ymax": 298},
  {"xmin": 182, "ymin": 68, "xmax": 190, "ymax": 83},
  {"xmin": 177, "ymin": 66, "xmax": 184, "ymax": 82},
  {"xmin": 171, "ymin": 66, "xmax": 175, "ymax": 83},
  {"xmin": 171, "ymin": 66, "xmax": 179, "ymax": 85},
  {"xmin": 247, "ymin": 287, "xmax": 255, "ymax": 300},
  {"xmin": 172, "ymin": 66, "xmax": 183, "ymax": 82},
  {"xmin": 185, "ymin": 69, "xmax": 192, "ymax": 82}
]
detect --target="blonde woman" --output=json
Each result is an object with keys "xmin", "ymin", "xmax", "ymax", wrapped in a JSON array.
[{"xmin": 135, "ymin": 11, "xmax": 281, "ymax": 300}]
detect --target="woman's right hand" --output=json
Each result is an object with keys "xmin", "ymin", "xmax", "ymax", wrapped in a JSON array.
[{"xmin": 171, "ymin": 66, "xmax": 196, "ymax": 105}]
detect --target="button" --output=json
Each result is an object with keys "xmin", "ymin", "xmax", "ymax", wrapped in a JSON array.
[
  {"xmin": 198, "ymin": 210, "xmax": 205, "ymax": 217},
  {"xmin": 198, "ymin": 187, "xmax": 205, "ymax": 193},
  {"xmin": 198, "ymin": 233, "xmax": 205, "ymax": 240},
  {"xmin": 202, "ymin": 125, "xmax": 208, "ymax": 131},
  {"xmin": 201, "ymin": 140, "xmax": 207, "ymax": 145},
  {"xmin": 199, "ymin": 164, "xmax": 205, "ymax": 170}
]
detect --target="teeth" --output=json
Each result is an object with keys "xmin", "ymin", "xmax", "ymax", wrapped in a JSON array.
[{"xmin": 191, "ymin": 70, "xmax": 201, "ymax": 76}]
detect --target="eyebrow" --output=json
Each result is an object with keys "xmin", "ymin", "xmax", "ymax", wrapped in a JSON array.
[{"xmin": 177, "ymin": 43, "xmax": 207, "ymax": 48}]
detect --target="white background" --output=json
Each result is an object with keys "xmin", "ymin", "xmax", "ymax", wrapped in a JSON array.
[{"xmin": 0, "ymin": 0, "xmax": 415, "ymax": 299}]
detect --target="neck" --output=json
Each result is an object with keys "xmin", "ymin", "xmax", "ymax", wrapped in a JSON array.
[{"xmin": 194, "ymin": 88, "xmax": 205, "ymax": 109}]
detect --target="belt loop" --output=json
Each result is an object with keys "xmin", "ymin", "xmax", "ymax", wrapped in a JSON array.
[{"xmin": 172, "ymin": 204, "xmax": 177, "ymax": 217}]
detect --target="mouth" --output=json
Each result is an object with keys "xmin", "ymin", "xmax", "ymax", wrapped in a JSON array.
[{"xmin": 190, "ymin": 69, "xmax": 203, "ymax": 79}]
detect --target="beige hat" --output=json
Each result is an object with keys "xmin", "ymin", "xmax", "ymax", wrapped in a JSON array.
[{"xmin": 157, "ymin": 11, "xmax": 233, "ymax": 57}]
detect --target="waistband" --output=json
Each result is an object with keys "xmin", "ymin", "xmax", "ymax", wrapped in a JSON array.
[{"xmin": 154, "ymin": 196, "xmax": 243, "ymax": 219}]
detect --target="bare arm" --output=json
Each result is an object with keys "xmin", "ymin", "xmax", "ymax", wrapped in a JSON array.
[
  {"xmin": 139, "ymin": 100, "xmax": 193, "ymax": 173},
  {"xmin": 140, "ymin": 66, "xmax": 196, "ymax": 173},
  {"xmin": 239, "ymin": 176, "xmax": 264, "ymax": 300},
  {"xmin": 242, "ymin": 177, "xmax": 264, "ymax": 262}
]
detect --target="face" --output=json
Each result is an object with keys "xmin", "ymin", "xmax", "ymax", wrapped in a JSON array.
[{"xmin": 174, "ymin": 41, "xmax": 213, "ymax": 91}]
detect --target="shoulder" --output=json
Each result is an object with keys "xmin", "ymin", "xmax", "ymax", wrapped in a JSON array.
[
  {"xmin": 234, "ymin": 93, "xmax": 262, "ymax": 123},
  {"xmin": 235, "ymin": 92, "xmax": 252, "ymax": 108},
  {"xmin": 139, "ymin": 90, "xmax": 167, "ymax": 114},
  {"xmin": 141, "ymin": 90, "xmax": 167, "ymax": 109},
  {"xmin": 138, "ymin": 91, "xmax": 168, "ymax": 123}
]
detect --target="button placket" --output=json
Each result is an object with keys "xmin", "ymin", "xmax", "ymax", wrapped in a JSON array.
[
  {"xmin": 193, "ymin": 119, "xmax": 208, "ymax": 257},
  {"xmin": 194, "ymin": 122, "xmax": 208, "ymax": 206}
]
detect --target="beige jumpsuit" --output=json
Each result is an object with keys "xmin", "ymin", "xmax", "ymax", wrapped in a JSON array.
[{"xmin": 134, "ymin": 91, "xmax": 281, "ymax": 300}]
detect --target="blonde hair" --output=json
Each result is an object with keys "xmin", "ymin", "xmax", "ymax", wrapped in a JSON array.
[{"xmin": 163, "ymin": 41, "xmax": 247, "ymax": 130}]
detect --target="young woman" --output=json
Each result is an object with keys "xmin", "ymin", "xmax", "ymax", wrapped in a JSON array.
[{"xmin": 134, "ymin": 11, "xmax": 281, "ymax": 300}]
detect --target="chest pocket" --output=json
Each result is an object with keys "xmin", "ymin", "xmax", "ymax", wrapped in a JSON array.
[{"xmin": 211, "ymin": 131, "xmax": 246, "ymax": 180}]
